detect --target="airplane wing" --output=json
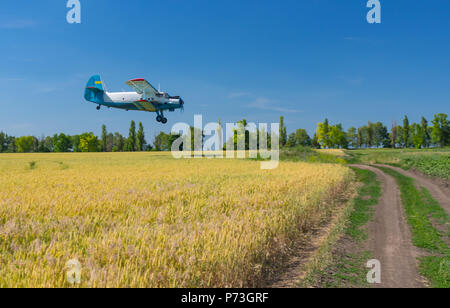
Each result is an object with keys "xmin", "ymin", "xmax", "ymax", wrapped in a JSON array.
[{"xmin": 126, "ymin": 78, "xmax": 159, "ymax": 96}]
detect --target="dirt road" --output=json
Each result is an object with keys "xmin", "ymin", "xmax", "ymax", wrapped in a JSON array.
[
  {"xmin": 351, "ymin": 165, "xmax": 425, "ymax": 288},
  {"xmin": 375, "ymin": 164, "xmax": 450, "ymax": 215}
]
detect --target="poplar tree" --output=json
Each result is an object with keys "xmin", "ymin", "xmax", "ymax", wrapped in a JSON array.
[
  {"xmin": 137, "ymin": 122, "xmax": 146, "ymax": 151},
  {"xmin": 127, "ymin": 120, "xmax": 137, "ymax": 152},
  {"xmin": 101, "ymin": 124, "xmax": 107, "ymax": 152},
  {"xmin": 403, "ymin": 116, "xmax": 410, "ymax": 148},
  {"xmin": 279, "ymin": 116, "xmax": 287, "ymax": 147}
]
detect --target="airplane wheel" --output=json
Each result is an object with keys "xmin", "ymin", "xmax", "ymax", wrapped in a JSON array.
[
  {"xmin": 156, "ymin": 115, "xmax": 162, "ymax": 122},
  {"xmin": 161, "ymin": 117, "xmax": 168, "ymax": 124},
  {"xmin": 96, "ymin": 105, "xmax": 101, "ymax": 110}
]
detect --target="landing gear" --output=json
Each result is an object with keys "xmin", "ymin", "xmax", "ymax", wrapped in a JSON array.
[
  {"xmin": 96, "ymin": 105, "xmax": 101, "ymax": 110},
  {"xmin": 156, "ymin": 111, "xmax": 168, "ymax": 124}
]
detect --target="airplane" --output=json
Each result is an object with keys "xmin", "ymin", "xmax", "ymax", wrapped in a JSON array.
[{"xmin": 84, "ymin": 75, "xmax": 184, "ymax": 124}]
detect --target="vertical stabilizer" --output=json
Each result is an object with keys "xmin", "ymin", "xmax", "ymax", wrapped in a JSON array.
[{"xmin": 84, "ymin": 75, "xmax": 105, "ymax": 103}]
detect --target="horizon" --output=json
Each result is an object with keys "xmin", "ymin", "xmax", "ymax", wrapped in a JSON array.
[{"xmin": 0, "ymin": 0, "xmax": 449, "ymax": 139}]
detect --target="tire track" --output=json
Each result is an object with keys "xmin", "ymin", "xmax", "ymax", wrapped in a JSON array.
[
  {"xmin": 350, "ymin": 165, "xmax": 424, "ymax": 288},
  {"xmin": 375, "ymin": 164, "xmax": 450, "ymax": 215}
]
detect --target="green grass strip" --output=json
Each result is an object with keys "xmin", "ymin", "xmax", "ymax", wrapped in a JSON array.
[
  {"xmin": 346, "ymin": 168, "xmax": 380, "ymax": 242},
  {"xmin": 378, "ymin": 167, "xmax": 450, "ymax": 288},
  {"xmin": 308, "ymin": 168, "xmax": 381, "ymax": 288}
]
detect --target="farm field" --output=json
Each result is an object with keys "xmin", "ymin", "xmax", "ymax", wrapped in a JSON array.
[
  {"xmin": 346, "ymin": 148, "xmax": 450, "ymax": 180},
  {"xmin": 0, "ymin": 152, "xmax": 353, "ymax": 287}
]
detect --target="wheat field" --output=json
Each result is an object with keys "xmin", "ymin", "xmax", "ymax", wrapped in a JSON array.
[{"xmin": 0, "ymin": 153, "xmax": 353, "ymax": 287}]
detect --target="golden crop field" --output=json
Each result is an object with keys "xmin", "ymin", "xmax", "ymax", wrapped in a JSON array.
[{"xmin": 0, "ymin": 153, "xmax": 353, "ymax": 287}]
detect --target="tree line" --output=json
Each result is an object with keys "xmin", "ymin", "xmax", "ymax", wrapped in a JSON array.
[
  {"xmin": 279, "ymin": 113, "xmax": 448, "ymax": 149},
  {"xmin": 0, "ymin": 113, "xmax": 448, "ymax": 153},
  {"xmin": 0, "ymin": 121, "xmax": 148, "ymax": 153}
]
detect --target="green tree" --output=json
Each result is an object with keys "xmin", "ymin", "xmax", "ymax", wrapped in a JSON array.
[
  {"xmin": 79, "ymin": 133, "xmax": 99, "ymax": 152},
  {"xmin": 357, "ymin": 127, "xmax": 365, "ymax": 148},
  {"xmin": 403, "ymin": 116, "xmax": 410, "ymax": 148},
  {"xmin": 16, "ymin": 136, "xmax": 35, "ymax": 153},
  {"xmin": 286, "ymin": 133, "xmax": 296, "ymax": 148},
  {"xmin": 317, "ymin": 119, "xmax": 330, "ymax": 148},
  {"xmin": 0, "ymin": 132, "xmax": 7, "ymax": 152},
  {"xmin": 53, "ymin": 133, "xmax": 72, "ymax": 152},
  {"xmin": 431, "ymin": 113, "xmax": 449, "ymax": 147},
  {"xmin": 279, "ymin": 116, "xmax": 287, "ymax": 147},
  {"xmin": 374, "ymin": 122, "xmax": 389, "ymax": 148},
  {"xmin": 113, "ymin": 132, "xmax": 125, "ymax": 152},
  {"xmin": 71, "ymin": 135, "xmax": 81, "ymax": 152},
  {"xmin": 168, "ymin": 134, "xmax": 181, "ymax": 151},
  {"xmin": 366, "ymin": 122, "xmax": 375, "ymax": 148},
  {"xmin": 191, "ymin": 126, "xmax": 205, "ymax": 151},
  {"xmin": 329, "ymin": 124, "xmax": 348, "ymax": 149},
  {"xmin": 421, "ymin": 116, "xmax": 430, "ymax": 148},
  {"xmin": 33, "ymin": 136, "xmax": 40, "ymax": 153},
  {"xmin": 7, "ymin": 136, "xmax": 17, "ymax": 153},
  {"xmin": 347, "ymin": 127, "xmax": 358, "ymax": 148},
  {"xmin": 294, "ymin": 129, "xmax": 311, "ymax": 146},
  {"xmin": 411, "ymin": 123, "xmax": 424, "ymax": 149},
  {"xmin": 38, "ymin": 136, "xmax": 54, "ymax": 152},
  {"xmin": 311, "ymin": 133, "xmax": 320, "ymax": 149},
  {"xmin": 106, "ymin": 133, "xmax": 114, "ymax": 152},
  {"xmin": 101, "ymin": 124, "xmax": 108, "ymax": 152},
  {"xmin": 256, "ymin": 125, "xmax": 271, "ymax": 150},
  {"xmin": 137, "ymin": 122, "xmax": 146, "ymax": 151},
  {"xmin": 127, "ymin": 120, "xmax": 137, "ymax": 152},
  {"xmin": 390, "ymin": 121, "xmax": 398, "ymax": 149},
  {"xmin": 153, "ymin": 132, "xmax": 171, "ymax": 151},
  {"xmin": 286, "ymin": 129, "xmax": 310, "ymax": 148},
  {"xmin": 395, "ymin": 125, "xmax": 404, "ymax": 148}
]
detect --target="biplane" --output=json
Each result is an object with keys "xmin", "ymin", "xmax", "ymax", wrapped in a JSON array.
[{"xmin": 84, "ymin": 75, "xmax": 184, "ymax": 124}]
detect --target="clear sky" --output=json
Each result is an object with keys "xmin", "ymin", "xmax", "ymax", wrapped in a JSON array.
[{"xmin": 0, "ymin": 0, "xmax": 449, "ymax": 140}]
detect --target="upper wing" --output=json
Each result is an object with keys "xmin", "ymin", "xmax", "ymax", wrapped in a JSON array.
[{"xmin": 125, "ymin": 78, "xmax": 158, "ymax": 96}]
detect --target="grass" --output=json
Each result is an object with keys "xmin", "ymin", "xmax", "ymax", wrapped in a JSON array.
[
  {"xmin": 402, "ymin": 156, "xmax": 450, "ymax": 180},
  {"xmin": 378, "ymin": 167, "xmax": 450, "ymax": 288},
  {"xmin": 318, "ymin": 251, "xmax": 372, "ymax": 288},
  {"xmin": 316, "ymin": 149, "xmax": 349, "ymax": 157},
  {"xmin": 345, "ymin": 168, "xmax": 381, "ymax": 242},
  {"xmin": 346, "ymin": 148, "xmax": 450, "ymax": 180},
  {"xmin": 303, "ymin": 168, "xmax": 381, "ymax": 288},
  {"xmin": 280, "ymin": 146, "xmax": 347, "ymax": 164},
  {"xmin": 0, "ymin": 152, "xmax": 354, "ymax": 287}
]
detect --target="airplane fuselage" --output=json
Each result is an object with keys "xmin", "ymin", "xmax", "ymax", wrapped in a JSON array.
[{"xmin": 100, "ymin": 91, "xmax": 182, "ymax": 112}]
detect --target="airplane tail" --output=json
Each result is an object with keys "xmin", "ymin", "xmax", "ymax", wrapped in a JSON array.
[{"xmin": 84, "ymin": 75, "xmax": 104, "ymax": 103}]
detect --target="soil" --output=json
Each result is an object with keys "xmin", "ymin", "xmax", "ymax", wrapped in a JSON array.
[
  {"xmin": 374, "ymin": 164, "xmax": 450, "ymax": 215},
  {"xmin": 351, "ymin": 165, "xmax": 425, "ymax": 288},
  {"xmin": 268, "ymin": 164, "xmax": 432, "ymax": 288}
]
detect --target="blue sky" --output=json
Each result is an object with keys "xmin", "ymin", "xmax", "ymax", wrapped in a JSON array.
[{"xmin": 0, "ymin": 0, "xmax": 449, "ymax": 140}]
